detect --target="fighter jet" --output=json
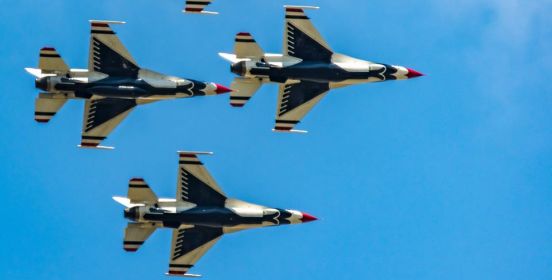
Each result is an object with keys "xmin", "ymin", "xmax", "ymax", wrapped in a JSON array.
[
  {"xmin": 219, "ymin": 5, "xmax": 424, "ymax": 133},
  {"xmin": 113, "ymin": 151, "xmax": 317, "ymax": 277},
  {"xmin": 25, "ymin": 20, "xmax": 231, "ymax": 149},
  {"xmin": 183, "ymin": 0, "xmax": 217, "ymax": 15}
]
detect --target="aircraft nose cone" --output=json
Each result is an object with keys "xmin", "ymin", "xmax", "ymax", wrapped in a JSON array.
[
  {"xmin": 215, "ymin": 84, "xmax": 232, "ymax": 94},
  {"xmin": 406, "ymin": 68, "xmax": 424, "ymax": 79},
  {"xmin": 301, "ymin": 212, "xmax": 318, "ymax": 223}
]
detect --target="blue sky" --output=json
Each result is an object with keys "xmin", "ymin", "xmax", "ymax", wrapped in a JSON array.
[{"xmin": 1, "ymin": 0, "xmax": 551, "ymax": 279}]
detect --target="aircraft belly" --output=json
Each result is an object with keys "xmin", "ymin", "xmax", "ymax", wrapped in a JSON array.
[
  {"xmin": 138, "ymin": 94, "xmax": 180, "ymax": 100},
  {"xmin": 279, "ymin": 65, "xmax": 350, "ymax": 83},
  {"xmin": 86, "ymin": 86, "xmax": 148, "ymax": 98},
  {"xmin": 144, "ymin": 211, "xmax": 263, "ymax": 228}
]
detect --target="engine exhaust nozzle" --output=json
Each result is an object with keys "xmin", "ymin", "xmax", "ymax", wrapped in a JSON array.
[
  {"xmin": 231, "ymin": 61, "xmax": 246, "ymax": 76},
  {"xmin": 35, "ymin": 77, "xmax": 48, "ymax": 91}
]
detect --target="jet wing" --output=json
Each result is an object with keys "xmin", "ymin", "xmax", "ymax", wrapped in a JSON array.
[
  {"xmin": 80, "ymin": 97, "xmax": 137, "ymax": 148},
  {"xmin": 283, "ymin": 6, "xmax": 333, "ymax": 62},
  {"xmin": 176, "ymin": 151, "xmax": 226, "ymax": 207},
  {"xmin": 88, "ymin": 20, "xmax": 140, "ymax": 78},
  {"xmin": 274, "ymin": 81, "xmax": 330, "ymax": 132},
  {"xmin": 183, "ymin": 0, "xmax": 218, "ymax": 15},
  {"xmin": 167, "ymin": 225, "xmax": 223, "ymax": 276}
]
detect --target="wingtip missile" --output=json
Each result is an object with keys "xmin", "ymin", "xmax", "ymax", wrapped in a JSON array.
[
  {"xmin": 177, "ymin": 150, "xmax": 214, "ymax": 156},
  {"xmin": 272, "ymin": 128, "xmax": 309, "ymax": 134},
  {"xmin": 165, "ymin": 272, "xmax": 202, "ymax": 278},
  {"xmin": 283, "ymin": 5, "xmax": 320, "ymax": 10},
  {"xmin": 182, "ymin": 10, "xmax": 219, "ymax": 15},
  {"xmin": 89, "ymin": 19, "xmax": 126, "ymax": 25},
  {"xmin": 77, "ymin": 144, "xmax": 115, "ymax": 150}
]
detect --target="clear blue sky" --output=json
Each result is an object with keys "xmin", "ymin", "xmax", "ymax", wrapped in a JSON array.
[{"xmin": 1, "ymin": 0, "xmax": 551, "ymax": 279}]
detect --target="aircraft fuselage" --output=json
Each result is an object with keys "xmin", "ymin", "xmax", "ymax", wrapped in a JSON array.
[
  {"xmin": 124, "ymin": 201, "xmax": 310, "ymax": 229},
  {"xmin": 32, "ymin": 68, "xmax": 226, "ymax": 100},
  {"xmin": 229, "ymin": 53, "xmax": 421, "ymax": 87}
]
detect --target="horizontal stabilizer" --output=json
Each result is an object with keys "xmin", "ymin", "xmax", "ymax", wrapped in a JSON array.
[
  {"xmin": 230, "ymin": 78, "xmax": 262, "ymax": 107},
  {"xmin": 234, "ymin": 32, "xmax": 264, "ymax": 59},
  {"xmin": 38, "ymin": 47, "xmax": 69, "ymax": 74},
  {"xmin": 34, "ymin": 93, "xmax": 67, "ymax": 123},
  {"xmin": 128, "ymin": 178, "xmax": 158, "ymax": 204},
  {"xmin": 124, "ymin": 223, "xmax": 156, "ymax": 252}
]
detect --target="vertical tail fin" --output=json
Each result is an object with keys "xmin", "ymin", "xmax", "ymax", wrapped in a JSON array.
[
  {"xmin": 128, "ymin": 178, "xmax": 158, "ymax": 204},
  {"xmin": 34, "ymin": 93, "xmax": 67, "ymax": 123},
  {"xmin": 38, "ymin": 47, "xmax": 69, "ymax": 74},
  {"xmin": 234, "ymin": 32, "xmax": 264, "ymax": 59}
]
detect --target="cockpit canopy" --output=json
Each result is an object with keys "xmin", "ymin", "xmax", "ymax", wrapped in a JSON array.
[
  {"xmin": 263, "ymin": 208, "xmax": 279, "ymax": 216},
  {"xmin": 175, "ymin": 79, "xmax": 191, "ymax": 87}
]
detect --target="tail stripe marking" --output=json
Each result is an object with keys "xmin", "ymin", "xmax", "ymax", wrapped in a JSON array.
[
  {"xmin": 35, "ymin": 112, "xmax": 56, "ymax": 116},
  {"xmin": 285, "ymin": 8, "xmax": 309, "ymax": 20},
  {"xmin": 185, "ymin": 0, "xmax": 211, "ymax": 12},
  {"xmin": 91, "ymin": 22, "xmax": 115, "ymax": 35}
]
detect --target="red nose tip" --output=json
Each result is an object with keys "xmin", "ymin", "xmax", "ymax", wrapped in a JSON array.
[
  {"xmin": 215, "ymin": 84, "xmax": 232, "ymax": 94},
  {"xmin": 406, "ymin": 68, "xmax": 424, "ymax": 79},
  {"xmin": 301, "ymin": 212, "xmax": 318, "ymax": 223}
]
